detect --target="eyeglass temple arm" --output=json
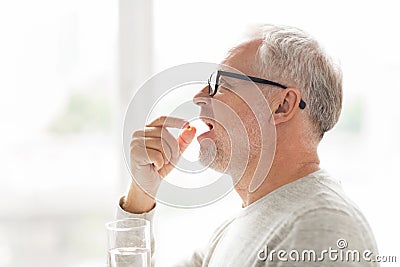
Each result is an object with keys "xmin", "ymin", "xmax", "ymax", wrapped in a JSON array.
[{"xmin": 218, "ymin": 70, "xmax": 306, "ymax": 109}]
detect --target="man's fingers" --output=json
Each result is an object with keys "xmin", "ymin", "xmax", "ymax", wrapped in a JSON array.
[
  {"xmin": 146, "ymin": 116, "xmax": 188, "ymax": 129},
  {"xmin": 133, "ymin": 128, "xmax": 180, "ymax": 159},
  {"xmin": 142, "ymin": 148, "xmax": 164, "ymax": 171},
  {"xmin": 178, "ymin": 126, "xmax": 196, "ymax": 153},
  {"xmin": 159, "ymin": 163, "xmax": 174, "ymax": 178},
  {"xmin": 131, "ymin": 137, "xmax": 173, "ymax": 165}
]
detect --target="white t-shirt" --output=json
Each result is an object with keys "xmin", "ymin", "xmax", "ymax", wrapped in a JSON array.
[{"xmin": 117, "ymin": 169, "xmax": 379, "ymax": 266}]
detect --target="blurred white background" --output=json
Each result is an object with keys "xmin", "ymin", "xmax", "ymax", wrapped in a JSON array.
[{"xmin": 0, "ymin": 0, "xmax": 399, "ymax": 266}]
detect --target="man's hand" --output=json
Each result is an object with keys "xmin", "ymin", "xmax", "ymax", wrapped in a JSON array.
[{"xmin": 123, "ymin": 116, "xmax": 196, "ymax": 213}]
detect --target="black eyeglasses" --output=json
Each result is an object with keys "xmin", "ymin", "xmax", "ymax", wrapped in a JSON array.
[{"xmin": 208, "ymin": 70, "xmax": 306, "ymax": 109}]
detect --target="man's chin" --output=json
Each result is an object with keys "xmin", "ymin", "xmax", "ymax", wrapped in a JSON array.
[
  {"xmin": 199, "ymin": 150, "xmax": 227, "ymax": 173},
  {"xmin": 198, "ymin": 152, "xmax": 214, "ymax": 168}
]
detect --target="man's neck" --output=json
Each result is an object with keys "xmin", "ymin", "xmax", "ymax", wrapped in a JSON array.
[{"xmin": 234, "ymin": 147, "xmax": 320, "ymax": 207}]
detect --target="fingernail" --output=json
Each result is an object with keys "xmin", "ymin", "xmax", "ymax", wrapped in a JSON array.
[{"xmin": 183, "ymin": 121, "xmax": 190, "ymax": 127}]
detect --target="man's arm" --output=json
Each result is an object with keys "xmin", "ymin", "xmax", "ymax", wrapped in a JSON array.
[
  {"xmin": 116, "ymin": 192, "xmax": 156, "ymax": 258},
  {"xmin": 123, "ymin": 181, "xmax": 156, "ymax": 214},
  {"xmin": 117, "ymin": 182, "xmax": 207, "ymax": 267},
  {"xmin": 116, "ymin": 116, "xmax": 197, "ymax": 266}
]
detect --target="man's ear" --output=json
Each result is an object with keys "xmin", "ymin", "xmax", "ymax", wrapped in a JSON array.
[{"xmin": 272, "ymin": 88, "xmax": 302, "ymax": 125}]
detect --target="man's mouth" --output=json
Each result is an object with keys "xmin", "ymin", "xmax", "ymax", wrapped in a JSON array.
[
  {"xmin": 206, "ymin": 122, "xmax": 214, "ymax": 130},
  {"xmin": 197, "ymin": 118, "xmax": 215, "ymax": 141},
  {"xmin": 201, "ymin": 118, "xmax": 215, "ymax": 132}
]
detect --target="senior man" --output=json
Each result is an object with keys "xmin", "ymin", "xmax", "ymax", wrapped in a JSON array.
[{"xmin": 117, "ymin": 25, "xmax": 378, "ymax": 266}]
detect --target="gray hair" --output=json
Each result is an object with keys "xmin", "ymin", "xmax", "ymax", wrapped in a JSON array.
[{"xmin": 253, "ymin": 24, "xmax": 342, "ymax": 139}]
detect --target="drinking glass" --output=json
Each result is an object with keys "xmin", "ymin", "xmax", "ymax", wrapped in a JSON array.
[{"xmin": 106, "ymin": 218, "xmax": 151, "ymax": 267}]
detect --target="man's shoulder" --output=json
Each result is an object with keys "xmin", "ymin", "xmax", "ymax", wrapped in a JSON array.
[
  {"xmin": 265, "ymin": 171, "xmax": 377, "ymax": 252},
  {"xmin": 293, "ymin": 170, "xmax": 368, "ymax": 225},
  {"xmin": 252, "ymin": 169, "xmax": 362, "ymax": 222},
  {"xmin": 250, "ymin": 170, "xmax": 377, "ymax": 244},
  {"xmin": 286, "ymin": 171, "xmax": 372, "ymax": 233}
]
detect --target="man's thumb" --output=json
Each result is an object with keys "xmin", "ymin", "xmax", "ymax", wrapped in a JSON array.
[{"xmin": 178, "ymin": 126, "xmax": 196, "ymax": 153}]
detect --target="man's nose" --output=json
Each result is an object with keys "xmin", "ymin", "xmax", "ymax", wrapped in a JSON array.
[{"xmin": 193, "ymin": 85, "xmax": 211, "ymax": 106}]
